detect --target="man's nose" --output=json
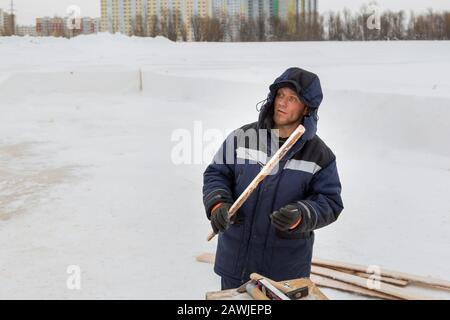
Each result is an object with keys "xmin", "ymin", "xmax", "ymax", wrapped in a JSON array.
[{"xmin": 278, "ymin": 97, "xmax": 287, "ymax": 107}]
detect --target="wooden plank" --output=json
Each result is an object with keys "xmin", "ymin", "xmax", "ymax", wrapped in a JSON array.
[
  {"xmin": 196, "ymin": 252, "xmax": 215, "ymax": 264},
  {"xmin": 205, "ymin": 288, "xmax": 244, "ymax": 300},
  {"xmin": 196, "ymin": 253, "xmax": 440, "ymax": 296},
  {"xmin": 311, "ymin": 266, "xmax": 432, "ymax": 300},
  {"xmin": 310, "ymin": 274, "xmax": 399, "ymax": 300},
  {"xmin": 197, "ymin": 253, "xmax": 407, "ymax": 287},
  {"xmin": 353, "ymin": 272, "xmax": 409, "ymax": 287},
  {"xmin": 329, "ymin": 267, "xmax": 409, "ymax": 286},
  {"xmin": 313, "ymin": 257, "xmax": 450, "ymax": 290}
]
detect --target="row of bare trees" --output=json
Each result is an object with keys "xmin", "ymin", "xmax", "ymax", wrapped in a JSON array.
[
  {"xmin": 238, "ymin": 14, "xmax": 323, "ymax": 41},
  {"xmin": 130, "ymin": 9, "xmax": 324, "ymax": 41},
  {"xmin": 111, "ymin": 8, "xmax": 450, "ymax": 41},
  {"xmin": 326, "ymin": 9, "xmax": 450, "ymax": 41},
  {"xmin": 132, "ymin": 10, "xmax": 225, "ymax": 41}
]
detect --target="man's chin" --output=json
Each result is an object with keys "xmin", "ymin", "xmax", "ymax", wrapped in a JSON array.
[{"xmin": 273, "ymin": 118, "xmax": 289, "ymax": 127}]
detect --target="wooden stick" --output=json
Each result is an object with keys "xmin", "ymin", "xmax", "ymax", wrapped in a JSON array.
[
  {"xmin": 207, "ymin": 124, "xmax": 306, "ymax": 241},
  {"xmin": 311, "ymin": 266, "xmax": 432, "ymax": 300},
  {"xmin": 206, "ymin": 289, "xmax": 243, "ymax": 300},
  {"xmin": 196, "ymin": 252, "xmax": 215, "ymax": 264},
  {"xmin": 139, "ymin": 69, "xmax": 144, "ymax": 92},
  {"xmin": 353, "ymin": 271, "xmax": 409, "ymax": 287},
  {"xmin": 310, "ymin": 274, "xmax": 399, "ymax": 300},
  {"xmin": 313, "ymin": 257, "xmax": 450, "ymax": 290}
]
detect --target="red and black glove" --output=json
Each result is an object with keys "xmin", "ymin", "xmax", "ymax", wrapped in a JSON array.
[
  {"xmin": 210, "ymin": 202, "xmax": 232, "ymax": 234},
  {"xmin": 210, "ymin": 202, "xmax": 245, "ymax": 234},
  {"xmin": 270, "ymin": 204, "xmax": 302, "ymax": 231}
]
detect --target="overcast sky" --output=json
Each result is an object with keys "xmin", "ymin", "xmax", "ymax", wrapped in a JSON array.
[{"xmin": 0, "ymin": 0, "xmax": 449, "ymax": 25}]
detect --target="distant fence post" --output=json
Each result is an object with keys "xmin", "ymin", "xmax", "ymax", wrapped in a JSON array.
[{"xmin": 139, "ymin": 68, "xmax": 143, "ymax": 92}]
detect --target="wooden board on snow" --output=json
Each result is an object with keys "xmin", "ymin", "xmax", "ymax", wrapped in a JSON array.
[
  {"xmin": 310, "ymin": 274, "xmax": 399, "ymax": 300},
  {"xmin": 311, "ymin": 265, "xmax": 432, "ymax": 300},
  {"xmin": 313, "ymin": 257, "xmax": 450, "ymax": 290}
]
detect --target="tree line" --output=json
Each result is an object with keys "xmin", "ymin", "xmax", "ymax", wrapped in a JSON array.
[
  {"xmin": 130, "ymin": 7, "xmax": 450, "ymax": 41},
  {"xmin": 9, "ymin": 7, "xmax": 446, "ymax": 41},
  {"xmin": 325, "ymin": 8, "xmax": 450, "ymax": 41}
]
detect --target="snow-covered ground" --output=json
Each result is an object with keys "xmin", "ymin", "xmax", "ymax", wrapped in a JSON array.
[{"xmin": 0, "ymin": 34, "xmax": 449, "ymax": 299}]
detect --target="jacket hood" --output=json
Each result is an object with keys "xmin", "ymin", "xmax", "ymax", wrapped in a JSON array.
[{"xmin": 258, "ymin": 67, "xmax": 323, "ymax": 142}]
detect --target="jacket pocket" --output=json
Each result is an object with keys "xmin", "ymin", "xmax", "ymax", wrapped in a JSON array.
[{"xmin": 215, "ymin": 224, "xmax": 245, "ymax": 278}]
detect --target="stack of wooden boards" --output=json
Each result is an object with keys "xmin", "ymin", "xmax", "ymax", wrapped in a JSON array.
[{"xmin": 196, "ymin": 253, "xmax": 450, "ymax": 300}]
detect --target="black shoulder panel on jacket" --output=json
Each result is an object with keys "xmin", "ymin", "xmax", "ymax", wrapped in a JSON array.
[
  {"xmin": 293, "ymin": 135, "xmax": 335, "ymax": 169},
  {"xmin": 239, "ymin": 122, "xmax": 258, "ymax": 132}
]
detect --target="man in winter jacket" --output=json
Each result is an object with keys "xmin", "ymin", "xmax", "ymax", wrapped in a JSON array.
[{"xmin": 203, "ymin": 67, "xmax": 344, "ymax": 290}]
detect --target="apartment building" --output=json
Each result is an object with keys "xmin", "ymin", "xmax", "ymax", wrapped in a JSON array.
[
  {"xmin": 16, "ymin": 25, "xmax": 37, "ymax": 36},
  {"xmin": 101, "ymin": 0, "xmax": 148, "ymax": 35}
]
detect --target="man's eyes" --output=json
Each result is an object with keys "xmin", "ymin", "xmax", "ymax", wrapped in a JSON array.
[{"xmin": 277, "ymin": 93, "xmax": 298, "ymax": 103}]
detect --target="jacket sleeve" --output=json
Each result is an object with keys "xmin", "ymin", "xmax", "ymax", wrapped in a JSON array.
[
  {"xmin": 293, "ymin": 158, "xmax": 344, "ymax": 233},
  {"xmin": 203, "ymin": 131, "xmax": 236, "ymax": 219}
]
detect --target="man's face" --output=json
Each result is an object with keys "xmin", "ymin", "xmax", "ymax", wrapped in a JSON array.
[{"xmin": 273, "ymin": 87, "xmax": 309, "ymax": 127}]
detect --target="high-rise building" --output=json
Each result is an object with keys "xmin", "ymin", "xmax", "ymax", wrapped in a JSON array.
[
  {"xmin": 0, "ymin": 2, "xmax": 16, "ymax": 36},
  {"xmin": 49, "ymin": 17, "xmax": 65, "ymax": 37},
  {"xmin": 81, "ymin": 17, "xmax": 100, "ymax": 34},
  {"xmin": 147, "ymin": 0, "xmax": 213, "ymax": 39},
  {"xmin": 212, "ymin": 0, "xmax": 247, "ymax": 19},
  {"xmin": 101, "ymin": 0, "xmax": 213, "ymax": 39},
  {"xmin": 210, "ymin": 0, "xmax": 249, "ymax": 40},
  {"xmin": 36, "ymin": 16, "xmax": 98, "ymax": 37},
  {"xmin": 36, "ymin": 17, "xmax": 51, "ymax": 36},
  {"xmin": 279, "ymin": 0, "xmax": 318, "ymax": 32},
  {"xmin": 248, "ymin": 0, "xmax": 278, "ymax": 20},
  {"xmin": 0, "ymin": 9, "xmax": 5, "ymax": 35},
  {"xmin": 100, "ymin": 0, "xmax": 147, "ymax": 35},
  {"xmin": 1, "ymin": 8, "xmax": 15, "ymax": 36},
  {"xmin": 93, "ymin": 18, "xmax": 102, "ymax": 33},
  {"xmin": 38, "ymin": 17, "xmax": 60, "ymax": 37},
  {"xmin": 99, "ymin": 0, "xmax": 318, "ymax": 39}
]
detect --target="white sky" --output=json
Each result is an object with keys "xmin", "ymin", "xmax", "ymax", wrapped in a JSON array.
[{"xmin": 0, "ymin": 0, "xmax": 449, "ymax": 26}]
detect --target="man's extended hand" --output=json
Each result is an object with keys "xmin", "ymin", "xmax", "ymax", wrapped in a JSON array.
[{"xmin": 270, "ymin": 204, "xmax": 302, "ymax": 231}]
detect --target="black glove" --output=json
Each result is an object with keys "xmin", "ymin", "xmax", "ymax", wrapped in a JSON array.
[
  {"xmin": 210, "ymin": 203, "xmax": 232, "ymax": 234},
  {"xmin": 270, "ymin": 204, "xmax": 302, "ymax": 231},
  {"xmin": 210, "ymin": 202, "xmax": 245, "ymax": 234}
]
